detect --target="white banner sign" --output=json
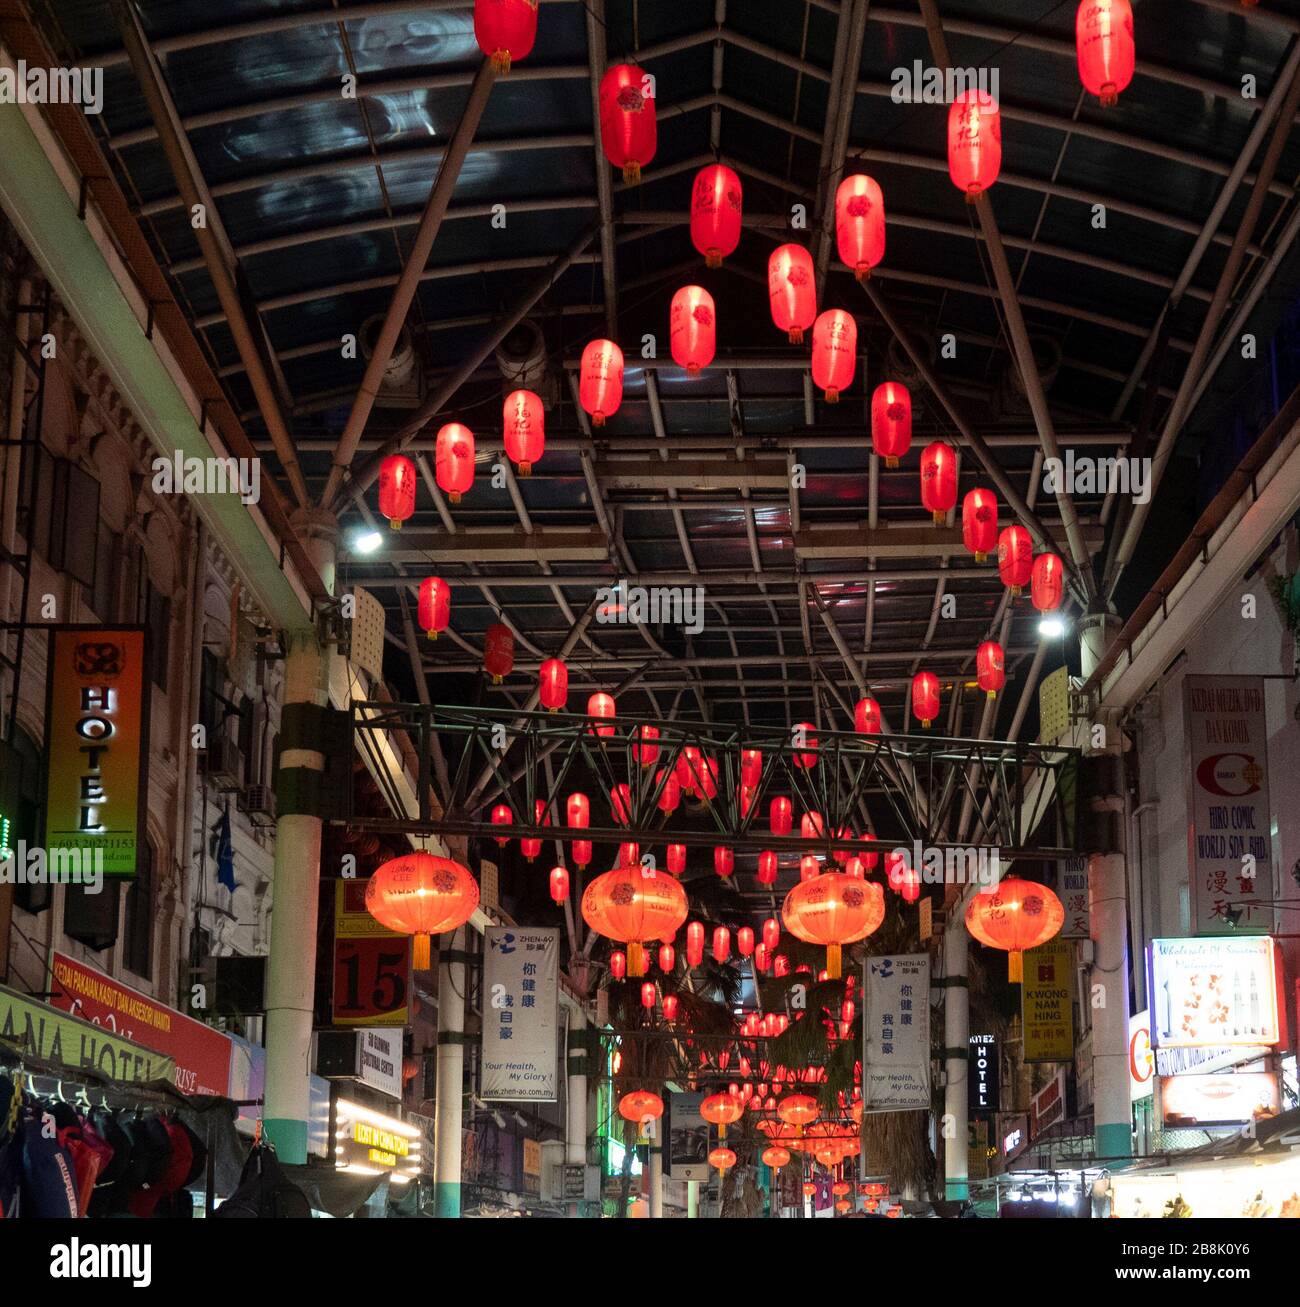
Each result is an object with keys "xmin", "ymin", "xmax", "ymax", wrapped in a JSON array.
[
  {"xmin": 862, "ymin": 953, "xmax": 930, "ymax": 1111},
  {"xmin": 359, "ymin": 1027, "xmax": 404, "ymax": 1098},
  {"xmin": 1184, "ymin": 675, "xmax": 1273, "ymax": 933},
  {"xmin": 482, "ymin": 926, "xmax": 560, "ymax": 1101}
]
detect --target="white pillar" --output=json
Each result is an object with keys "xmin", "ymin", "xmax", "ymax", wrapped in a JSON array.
[
  {"xmin": 648, "ymin": 1143, "xmax": 664, "ymax": 1218},
  {"xmin": 943, "ymin": 917, "xmax": 969, "ymax": 1200},
  {"xmin": 686, "ymin": 1179, "xmax": 699, "ymax": 1218},
  {"xmin": 434, "ymin": 925, "xmax": 467, "ymax": 1216},
  {"xmin": 565, "ymin": 1005, "xmax": 589, "ymax": 1216}
]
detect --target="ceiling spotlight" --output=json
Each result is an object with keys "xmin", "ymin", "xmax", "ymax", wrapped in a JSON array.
[
  {"xmin": 1038, "ymin": 615, "xmax": 1066, "ymax": 639},
  {"xmin": 353, "ymin": 529, "xmax": 384, "ymax": 555}
]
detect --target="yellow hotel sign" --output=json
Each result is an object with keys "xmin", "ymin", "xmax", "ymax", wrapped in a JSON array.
[{"xmin": 44, "ymin": 628, "xmax": 149, "ymax": 878}]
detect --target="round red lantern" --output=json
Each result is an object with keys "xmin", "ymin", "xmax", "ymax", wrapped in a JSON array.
[
  {"xmin": 965, "ymin": 875, "xmax": 1065, "ymax": 981},
  {"xmin": 366, "ymin": 853, "xmax": 479, "ymax": 970},
  {"xmin": 770, "ymin": 796, "xmax": 793, "ymax": 837},
  {"xmin": 666, "ymin": 842, "xmax": 686, "ymax": 876},
  {"xmin": 701, "ymin": 1091, "xmax": 744, "ymax": 1139},
  {"xmin": 618, "ymin": 1088, "xmax": 664, "ymax": 1123},
  {"xmin": 588, "ymin": 691, "xmax": 616, "ymax": 737},
  {"xmin": 483, "ymin": 622, "xmax": 514, "ymax": 682},
  {"xmin": 768, "ymin": 244, "xmax": 816, "ymax": 344},
  {"xmin": 802, "ymin": 1181, "xmax": 817, "ymax": 1198},
  {"xmin": 1076, "ymin": 0, "xmax": 1134, "ymax": 106},
  {"xmin": 998, "ymin": 525, "xmax": 1034, "ymax": 595},
  {"xmin": 686, "ymin": 920, "xmax": 705, "ymax": 968},
  {"xmin": 599, "ymin": 64, "xmax": 656, "ymax": 184},
  {"xmin": 854, "ymin": 696, "xmax": 882, "ymax": 736},
  {"xmin": 977, "ymin": 640, "xmax": 1005, "ymax": 700},
  {"xmin": 777, "ymin": 1093, "xmax": 819, "ymax": 1133},
  {"xmin": 811, "ymin": 308, "xmax": 857, "ymax": 403},
  {"xmin": 714, "ymin": 846, "xmax": 734, "ymax": 879},
  {"xmin": 549, "ymin": 865, "xmax": 569, "ymax": 904},
  {"xmin": 670, "ymin": 285, "xmax": 716, "ymax": 375},
  {"xmin": 538, "ymin": 657, "xmax": 568, "ymax": 711},
  {"xmin": 690, "ymin": 163, "xmax": 743, "ymax": 267},
  {"xmin": 962, "ymin": 487, "xmax": 998, "ymax": 561},
  {"xmin": 920, "ymin": 441, "xmax": 958, "ymax": 524},
  {"xmin": 418, "ymin": 576, "xmax": 450, "ymax": 639},
  {"xmin": 582, "ymin": 864, "xmax": 688, "ymax": 977},
  {"xmin": 948, "ymin": 89, "xmax": 1001, "ymax": 199},
  {"xmin": 490, "ymin": 802, "xmax": 511, "ymax": 846},
  {"xmin": 434, "ymin": 422, "xmax": 474, "ymax": 502},
  {"xmin": 912, "ymin": 670, "xmax": 940, "ymax": 729},
  {"xmin": 762, "ymin": 1145, "xmax": 791, "ymax": 1170},
  {"xmin": 632, "ymin": 724, "xmax": 660, "ymax": 766},
  {"xmin": 579, "ymin": 338, "xmax": 624, "ymax": 426},
  {"xmin": 503, "ymin": 388, "xmax": 544, "ymax": 476},
  {"xmin": 782, "ymin": 873, "xmax": 884, "ymax": 979},
  {"xmin": 473, "ymin": 0, "xmax": 537, "ymax": 74},
  {"xmin": 871, "ymin": 381, "xmax": 912, "ymax": 467},
  {"xmin": 712, "ymin": 925, "xmax": 731, "ymax": 963},
  {"xmin": 378, "ymin": 453, "xmax": 417, "ymax": 529},
  {"xmin": 835, "ymin": 173, "xmax": 885, "ymax": 282},
  {"xmin": 757, "ymin": 850, "xmax": 778, "ymax": 885},
  {"xmin": 708, "ymin": 1146, "xmax": 737, "ymax": 1174},
  {"xmin": 1031, "ymin": 552, "xmax": 1064, "ymax": 613}
]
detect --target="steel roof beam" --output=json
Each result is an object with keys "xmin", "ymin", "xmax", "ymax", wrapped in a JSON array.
[{"xmin": 794, "ymin": 522, "xmax": 1106, "ymax": 559}]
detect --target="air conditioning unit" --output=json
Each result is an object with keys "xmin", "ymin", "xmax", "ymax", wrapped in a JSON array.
[
  {"xmin": 201, "ymin": 735, "xmax": 243, "ymax": 791},
  {"xmin": 238, "ymin": 785, "xmax": 277, "ymax": 828}
]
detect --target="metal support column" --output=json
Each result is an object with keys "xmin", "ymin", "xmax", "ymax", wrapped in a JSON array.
[
  {"xmin": 566, "ymin": 1004, "xmax": 589, "ymax": 1217},
  {"xmin": 943, "ymin": 921, "xmax": 969, "ymax": 1201},
  {"xmin": 435, "ymin": 926, "xmax": 468, "ymax": 1217}
]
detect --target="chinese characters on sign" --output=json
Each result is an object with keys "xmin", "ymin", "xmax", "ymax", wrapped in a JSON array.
[
  {"xmin": 1184, "ymin": 674, "xmax": 1273, "ymax": 934},
  {"xmin": 481, "ymin": 926, "xmax": 559, "ymax": 1101},
  {"xmin": 862, "ymin": 953, "xmax": 930, "ymax": 1111},
  {"xmin": 1022, "ymin": 938, "xmax": 1075, "ymax": 1063},
  {"xmin": 1058, "ymin": 855, "xmax": 1090, "ymax": 939}
]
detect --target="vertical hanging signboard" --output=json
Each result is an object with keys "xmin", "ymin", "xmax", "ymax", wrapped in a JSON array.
[
  {"xmin": 481, "ymin": 926, "xmax": 559, "ymax": 1102},
  {"xmin": 862, "ymin": 953, "xmax": 931, "ymax": 1111},
  {"xmin": 1022, "ymin": 937, "xmax": 1075, "ymax": 1062}
]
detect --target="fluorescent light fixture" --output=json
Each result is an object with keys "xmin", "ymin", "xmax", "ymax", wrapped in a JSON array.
[
  {"xmin": 1038, "ymin": 615, "xmax": 1066, "ymax": 639},
  {"xmin": 353, "ymin": 529, "xmax": 384, "ymax": 555}
]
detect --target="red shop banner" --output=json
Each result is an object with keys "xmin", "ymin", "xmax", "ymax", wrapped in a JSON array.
[{"xmin": 48, "ymin": 950, "xmax": 233, "ymax": 1096}]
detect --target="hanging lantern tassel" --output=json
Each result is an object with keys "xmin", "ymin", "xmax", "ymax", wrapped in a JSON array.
[
  {"xmin": 826, "ymin": 943, "xmax": 842, "ymax": 980},
  {"xmin": 1009, "ymin": 950, "xmax": 1023, "ymax": 983},
  {"xmin": 413, "ymin": 933, "xmax": 432, "ymax": 971},
  {"xmin": 491, "ymin": 50, "xmax": 511, "ymax": 74},
  {"xmin": 623, "ymin": 162, "xmax": 640, "ymax": 185},
  {"xmin": 627, "ymin": 940, "xmax": 646, "ymax": 977}
]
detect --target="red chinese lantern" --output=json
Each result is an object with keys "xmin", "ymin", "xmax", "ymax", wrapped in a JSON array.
[
  {"xmin": 539, "ymin": 657, "xmax": 568, "ymax": 711},
  {"xmin": 770, "ymin": 796, "xmax": 793, "ymax": 837},
  {"xmin": 792, "ymin": 723, "xmax": 818, "ymax": 770},
  {"xmin": 666, "ymin": 843, "xmax": 686, "ymax": 876},
  {"xmin": 802, "ymin": 1181, "xmax": 817, "ymax": 1198},
  {"xmin": 690, "ymin": 163, "xmax": 742, "ymax": 267},
  {"xmin": 886, "ymin": 851, "xmax": 908, "ymax": 893},
  {"xmin": 962, "ymin": 487, "xmax": 998, "ymax": 561},
  {"xmin": 483, "ymin": 622, "xmax": 514, "ymax": 683},
  {"xmin": 947, "ymin": 89, "xmax": 1001, "ymax": 200},
  {"xmin": 762, "ymin": 1145, "xmax": 791, "ymax": 1170},
  {"xmin": 853, "ymin": 696, "xmax": 882, "ymax": 736},
  {"xmin": 768, "ymin": 244, "xmax": 816, "ymax": 344},
  {"xmin": 662, "ymin": 993, "xmax": 679, "ymax": 1022},
  {"xmin": 521, "ymin": 798, "xmax": 549, "ymax": 862},
  {"xmin": 859, "ymin": 831, "xmax": 879, "ymax": 870},
  {"xmin": 686, "ymin": 920, "xmax": 705, "ymax": 967},
  {"xmin": 658, "ymin": 942, "xmax": 675, "ymax": 972},
  {"xmin": 998, "ymin": 525, "xmax": 1033, "ymax": 595},
  {"xmin": 503, "ymin": 388, "xmax": 544, "ymax": 475},
  {"xmin": 632, "ymin": 724, "xmax": 660, "ymax": 766},
  {"xmin": 835, "ymin": 174, "xmax": 885, "ymax": 282},
  {"xmin": 781, "ymin": 872, "xmax": 885, "ymax": 978},
  {"xmin": 708, "ymin": 1146, "xmax": 737, "ymax": 1174},
  {"xmin": 366, "ymin": 853, "xmax": 479, "ymax": 970},
  {"xmin": 712, "ymin": 926, "xmax": 731, "ymax": 963},
  {"xmin": 740, "ymin": 748, "xmax": 762, "ymax": 788},
  {"xmin": 976, "ymin": 640, "xmax": 1005, "ymax": 700},
  {"xmin": 599, "ymin": 64, "xmax": 656, "ymax": 183},
  {"xmin": 656, "ymin": 768, "xmax": 681, "ymax": 814},
  {"xmin": 579, "ymin": 338, "xmax": 624, "ymax": 426},
  {"xmin": 774, "ymin": 954, "xmax": 790, "ymax": 978},
  {"xmin": 832, "ymin": 1180, "xmax": 852, "ymax": 1197},
  {"xmin": 899, "ymin": 866, "xmax": 921, "ymax": 905},
  {"xmin": 920, "ymin": 441, "xmax": 958, "ymax": 524},
  {"xmin": 700, "ymin": 1091, "xmax": 744, "ymax": 1139},
  {"xmin": 378, "ymin": 453, "xmax": 417, "ymax": 529},
  {"xmin": 641, "ymin": 981, "xmax": 657, "ymax": 1010},
  {"xmin": 811, "ymin": 309, "xmax": 857, "ymax": 403},
  {"xmin": 582, "ymin": 864, "xmax": 688, "ymax": 977},
  {"xmin": 676, "ymin": 747, "xmax": 700, "ymax": 794},
  {"xmin": 566, "ymin": 792, "xmax": 590, "ymax": 867},
  {"xmin": 1076, "ymin": 0, "xmax": 1134, "ymax": 106},
  {"xmin": 670, "ymin": 285, "xmax": 716, "ymax": 375},
  {"xmin": 800, "ymin": 854, "xmax": 820, "ymax": 882},
  {"xmin": 618, "ymin": 1089, "xmax": 664, "ymax": 1123},
  {"xmin": 912, "ymin": 671, "xmax": 940, "ymax": 729},
  {"xmin": 754, "ymin": 943, "xmax": 770, "ymax": 972},
  {"xmin": 549, "ymin": 865, "xmax": 569, "ymax": 904},
  {"xmin": 871, "ymin": 381, "xmax": 912, "ymax": 467},
  {"xmin": 418, "ymin": 576, "xmax": 450, "ymax": 639},
  {"xmin": 434, "ymin": 422, "xmax": 474, "ymax": 502},
  {"xmin": 801, "ymin": 811, "xmax": 824, "ymax": 842},
  {"xmin": 588, "ymin": 691, "xmax": 616, "ymax": 737},
  {"xmin": 763, "ymin": 917, "xmax": 780, "ymax": 951},
  {"xmin": 1031, "ymin": 552, "xmax": 1064, "ymax": 613},
  {"xmin": 965, "ymin": 876, "xmax": 1065, "ymax": 981},
  {"xmin": 714, "ymin": 846, "xmax": 734, "ymax": 878},
  {"xmin": 777, "ymin": 1093, "xmax": 819, "ymax": 1133},
  {"xmin": 490, "ymin": 802, "xmax": 512, "ymax": 847},
  {"xmin": 610, "ymin": 950, "xmax": 626, "ymax": 980},
  {"xmin": 473, "ymin": 0, "xmax": 537, "ymax": 74},
  {"xmin": 757, "ymin": 850, "xmax": 778, "ymax": 885},
  {"xmin": 610, "ymin": 783, "xmax": 632, "ymax": 825}
]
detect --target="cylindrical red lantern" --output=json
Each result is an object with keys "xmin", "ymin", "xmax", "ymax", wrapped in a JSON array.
[
  {"xmin": 1031, "ymin": 553, "xmax": 1064, "ymax": 613},
  {"xmin": 801, "ymin": 811, "xmax": 824, "ymax": 841},
  {"xmin": 599, "ymin": 64, "xmax": 656, "ymax": 183},
  {"xmin": 712, "ymin": 926, "xmax": 731, "ymax": 963},
  {"xmin": 754, "ymin": 943, "xmax": 770, "ymax": 972},
  {"xmin": 690, "ymin": 163, "xmax": 742, "ymax": 268},
  {"xmin": 1077, "ymin": 0, "xmax": 1134, "ymax": 106},
  {"xmin": 666, "ymin": 843, "xmax": 686, "ymax": 876},
  {"xmin": 768, "ymin": 244, "xmax": 816, "ymax": 344},
  {"xmin": 757, "ymin": 850, "xmax": 778, "ymax": 885},
  {"xmin": 686, "ymin": 921, "xmax": 705, "ymax": 967},
  {"xmin": 641, "ymin": 981, "xmax": 657, "ymax": 1010},
  {"xmin": 920, "ymin": 441, "xmax": 958, "ymax": 524},
  {"xmin": 662, "ymin": 993, "xmax": 679, "ymax": 1022},
  {"xmin": 473, "ymin": 0, "xmax": 537, "ymax": 74},
  {"xmin": 770, "ymin": 796, "xmax": 793, "ymax": 837},
  {"xmin": 740, "ymin": 748, "xmax": 762, "ymax": 788},
  {"xmin": 587, "ymin": 691, "xmax": 616, "ymax": 737},
  {"xmin": 656, "ymin": 768, "xmax": 681, "ymax": 814},
  {"xmin": 977, "ymin": 640, "xmax": 1005, "ymax": 700},
  {"xmin": 871, "ymin": 381, "xmax": 911, "ymax": 467},
  {"xmin": 714, "ymin": 846, "xmax": 734, "ymax": 879},
  {"xmin": 521, "ymin": 798, "xmax": 549, "ymax": 862},
  {"xmin": 835, "ymin": 174, "xmax": 885, "ymax": 282},
  {"xmin": 538, "ymin": 657, "xmax": 568, "ymax": 711},
  {"xmin": 900, "ymin": 866, "xmax": 922, "ymax": 904},
  {"xmin": 610, "ymin": 950, "xmax": 626, "ymax": 980},
  {"xmin": 490, "ymin": 802, "xmax": 511, "ymax": 847},
  {"xmin": 619, "ymin": 841, "xmax": 640, "ymax": 869},
  {"xmin": 962, "ymin": 487, "xmax": 998, "ymax": 561},
  {"xmin": 434, "ymin": 422, "xmax": 474, "ymax": 502},
  {"xmin": 579, "ymin": 338, "xmax": 624, "ymax": 426},
  {"xmin": 658, "ymin": 942, "xmax": 675, "ymax": 972},
  {"xmin": 737, "ymin": 926, "xmax": 755, "ymax": 957},
  {"xmin": 912, "ymin": 671, "xmax": 940, "ymax": 729},
  {"xmin": 763, "ymin": 918, "xmax": 780, "ymax": 952},
  {"xmin": 366, "ymin": 853, "xmax": 479, "ymax": 970},
  {"xmin": 549, "ymin": 865, "xmax": 569, "ymax": 904},
  {"xmin": 378, "ymin": 453, "xmax": 417, "ymax": 529},
  {"xmin": 800, "ymin": 854, "xmax": 820, "ymax": 882},
  {"xmin": 811, "ymin": 309, "xmax": 856, "ymax": 403},
  {"xmin": 947, "ymin": 89, "xmax": 1001, "ymax": 199},
  {"xmin": 503, "ymin": 388, "xmax": 544, "ymax": 475},
  {"xmin": 792, "ymin": 723, "xmax": 818, "ymax": 770},
  {"xmin": 483, "ymin": 622, "xmax": 514, "ymax": 683},
  {"xmin": 418, "ymin": 576, "xmax": 450, "ymax": 639},
  {"xmin": 632, "ymin": 724, "xmax": 660, "ymax": 766},
  {"xmin": 670, "ymin": 285, "xmax": 716, "ymax": 375},
  {"xmin": 854, "ymin": 696, "xmax": 882, "ymax": 736},
  {"xmin": 998, "ymin": 525, "xmax": 1034, "ymax": 595},
  {"xmin": 567, "ymin": 791, "xmax": 590, "ymax": 831},
  {"xmin": 610, "ymin": 783, "xmax": 632, "ymax": 826}
]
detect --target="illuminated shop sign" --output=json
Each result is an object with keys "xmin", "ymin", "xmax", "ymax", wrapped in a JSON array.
[
  {"xmin": 1160, "ymin": 1072, "xmax": 1280, "ymax": 1127},
  {"xmin": 1148, "ymin": 937, "xmax": 1281, "ymax": 1049},
  {"xmin": 334, "ymin": 1100, "xmax": 421, "ymax": 1182},
  {"xmin": 43, "ymin": 627, "xmax": 148, "ymax": 878}
]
